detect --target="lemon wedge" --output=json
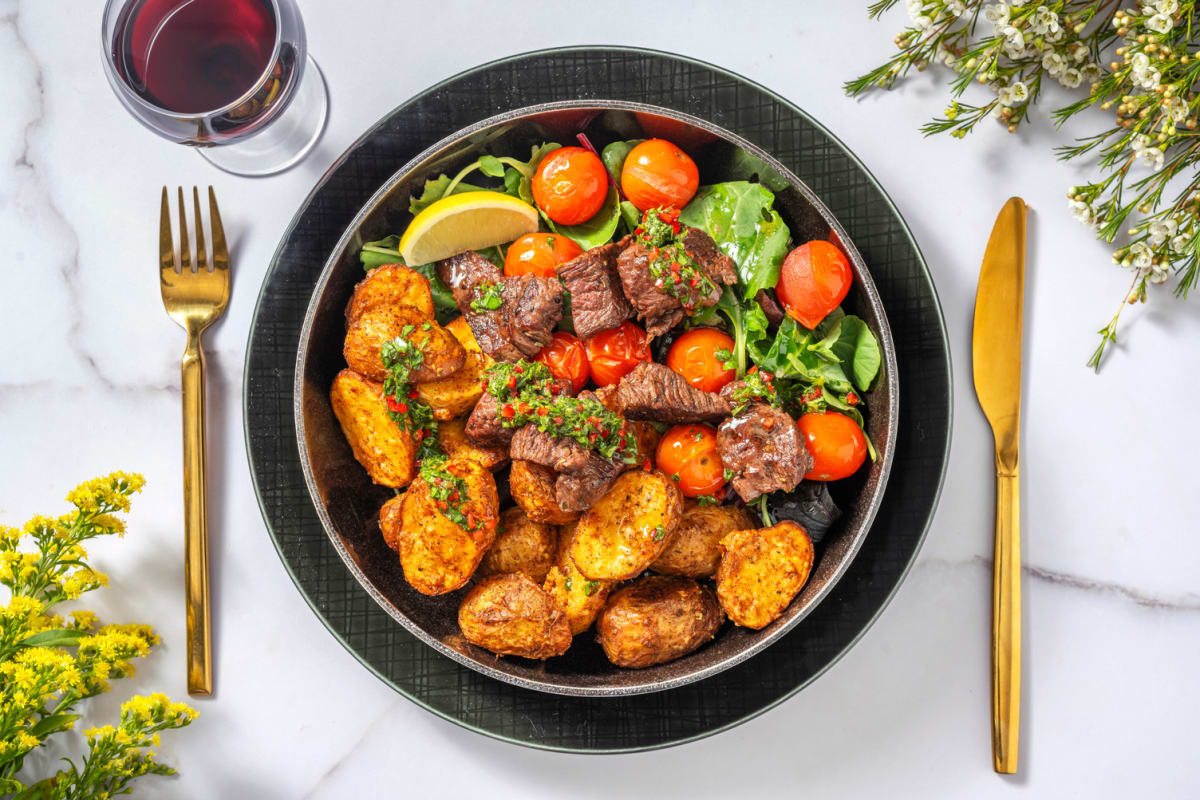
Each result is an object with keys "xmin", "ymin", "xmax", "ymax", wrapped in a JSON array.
[{"xmin": 398, "ymin": 191, "xmax": 539, "ymax": 266}]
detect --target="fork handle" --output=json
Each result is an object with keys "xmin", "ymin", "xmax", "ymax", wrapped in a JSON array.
[
  {"xmin": 181, "ymin": 332, "xmax": 213, "ymax": 696},
  {"xmin": 991, "ymin": 467, "xmax": 1020, "ymax": 773}
]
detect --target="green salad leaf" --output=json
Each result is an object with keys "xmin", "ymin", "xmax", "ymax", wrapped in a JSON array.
[
  {"xmin": 819, "ymin": 315, "xmax": 881, "ymax": 392},
  {"xmin": 547, "ymin": 186, "xmax": 621, "ymax": 250},
  {"xmin": 679, "ymin": 182, "xmax": 791, "ymax": 301},
  {"xmin": 408, "ymin": 142, "xmax": 560, "ymax": 214},
  {"xmin": 619, "ymin": 200, "xmax": 641, "ymax": 234}
]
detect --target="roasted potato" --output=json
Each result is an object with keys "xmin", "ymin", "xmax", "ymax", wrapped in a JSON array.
[
  {"xmin": 415, "ymin": 315, "xmax": 489, "ymax": 420},
  {"xmin": 329, "ymin": 369, "xmax": 417, "ymax": 487},
  {"xmin": 344, "ymin": 304, "xmax": 465, "ymax": 383},
  {"xmin": 458, "ymin": 573, "xmax": 572, "ymax": 659},
  {"xmin": 383, "ymin": 458, "xmax": 500, "ymax": 595},
  {"xmin": 542, "ymin": 522, "xmax": 613, "ymax": 635},
  {"xmin": 596, "ymin": 575, "xmax": 724, "ymax": 668},
  {"xmin": 569, "ymin": 469, "xmax": 683, "ymax": 581},
  {"xmin": 345, "ymin": 264, "xmax": 435, "ymax": 322},
  {"xmin": 715, "ymin": 520, "xmax": 814, "ymax": 629},
  {"xmin": 651, "ymin": 502, "xmax": 755, "ymax": 578},
  {"xmin": 478, "ymin": 507, "xmax": 558, "ymax": 582},
  {"xmin": 437, "ymin": 417, "xmax": 508, "ymax": 470},
  {"xmin": 509, "ymin": 460, "xmax": 580, "ymax": 525}
]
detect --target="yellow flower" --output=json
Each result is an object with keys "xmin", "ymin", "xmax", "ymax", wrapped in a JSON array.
[
  {"xmin": 66, "ymin": 472, "xmax": 145, "ymax": 513},
  {"xmin": 2, "ymin": 595, "xmax": 43, "ymax": 623},
  {"xmin": 91, "ymin": 515, "xmax": 126, "ymax": 537},
  {"xmin": 71, "ymin": 610, "xmax": 99, "ymax": 631},
  {"xmin": 15, "ymin": 731, "xmax": 39, "ymax": 751}
]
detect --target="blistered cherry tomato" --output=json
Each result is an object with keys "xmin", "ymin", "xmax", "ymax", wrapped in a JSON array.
[
  {"xmin": 620, "ymin": 139, "xmax": 700, "ymax": 211},
  {"xmin": 655, "ymin": 424, "xmax": 725, "ymax": 498},
  {"xmin": 584, "ymin": 321, "xmax": 651, "ymax": 387},
  {"xmin": 797, "ymin": 412, "xmax": 867, "ymax": 481},
  {"xmin": 776, "ymin": 240, "xmax": 853, "ymax": 330},
  {"xmin": 665, "ymin": 328, "xmax": 736, "ymax": 393},
  {"xmin": 535, "ymin": 331, "xmax": 590, "ymax": 393},
  {"xmin": 532, "ymin": 146, "xmax": 608, "ymax": 226},
  {"xmin": 504, "ymin": 233, "xmax": 583, "ymax": 278}
]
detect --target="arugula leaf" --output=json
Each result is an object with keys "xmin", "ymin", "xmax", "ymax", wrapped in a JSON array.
[
  {"xmin": 619, "ymin": 200, "xmax": 641, "ymax": 234},
  {"xmin": 478, "ymin": 155, "xmax": 505, "ymax": 178},
  {"xmin": 601, "ymin": 139, "xmax": 644, "ymax": 182},
  {"xmin": 360, "ymin": 234, "xmax": 405, "ymax": 269},
  {"xmin": 547, "ymin": 186, "xmax": 620, "ymax": 250},
  {"xmin": 679, "ymin": 182, "xmax": 791, "ymax": 300},
  {"xmin": 829, "ymin": 316, "xmax": 881, "ymax": 392},
  {"xmin": 408, "ymin": 176, "xmax": 490, "ymax": 215}
]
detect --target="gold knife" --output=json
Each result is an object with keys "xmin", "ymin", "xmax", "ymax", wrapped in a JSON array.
[{"xmin": 972, "ymin": 197, "xmax": 1026, "ymax": 774}]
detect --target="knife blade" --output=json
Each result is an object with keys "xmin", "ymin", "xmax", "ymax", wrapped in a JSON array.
[{"xmin": 972, "ymin": 196, "xmax": 1026, "ymax": 774}]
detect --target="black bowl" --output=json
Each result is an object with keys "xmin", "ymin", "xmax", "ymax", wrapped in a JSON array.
[{"xmin": 293, "ymin": 100, "xmax": 899, "ymax": 696}]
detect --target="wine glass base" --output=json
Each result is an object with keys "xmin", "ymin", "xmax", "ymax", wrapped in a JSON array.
[{"xmin": 198, "ymin": 53, "xmax": 329, "ymax": 177}]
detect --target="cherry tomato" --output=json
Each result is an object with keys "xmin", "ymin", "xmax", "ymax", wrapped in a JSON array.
[
  {"xmin": 665, "ymin": 328, "xmax": 736, "ymax": 393},
  {"xmin": 655, "ymin": 424, "xmax": 725, "ymax": 498},
  {"xmin": 775, "ymin": 240, "xmax": 853, "ymax": 330},
  {"xmin": 532, "ymin": 146, "xmax": 608, "ymax": 226},
  {"xmin": 620, "ymin": 139, "xmax": 700, "ymax": 211},
  {"xmin": 535, "ymin": 331, "xmax": 590, "ymax": 393},
  {"xmin": 797, "ymin": 412, "xmax": 867, "ymax": 481},
  {"xmin": 584, "ymin": 321, "xmax": 651, "ymax": 387},
  {"xmin": 504, "ymin": 233, "xmax": 583, "ymax": 278}
]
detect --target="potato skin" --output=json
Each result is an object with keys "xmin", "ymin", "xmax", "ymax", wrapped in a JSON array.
[
  {"xmin": 416, "ymin": 315, "xmax": 490, "ymax": 420},
  {"xmin": 384, "ymin": 458, "xmax": 499, "ymax": 595},
  {"xmin": 510, "ymin": 460, "xmax": 580, "ymax": 525},
  {"xmin": 437, "ymin": 417, "xmax": 508, "ymax": 470},
  {"xmin": 329, "ymin": 369, "xmax": 416, "ymax": 488},
  {"xmin": 715, "ymin": 521, "xmax": 814, "ymax": 629},
  {"xmin": 458, "ymin": 573, "xmax": 572, "ymax": 660},
  {"xmin": 478, "ymin": 507, "xmax": 558, "ymax": 583},
  {"xmin": 569, "ymin": 469, "xmax": 684, "ymax": 581},
  {"xmin": 344, "ymin": 304, "xmax": 465, "ymax": 383},
  {"xmin": 346, "ymin": 264, "xmax": 435, "ymax": 322},
  {"xmin": 651, "ymin": 502, "xmax": 755, "ymax": 578},
  {"xmin": 596, "ymin": 575, "xmax": 724, "ymax": 668},
  {"xmin": 542, "ymin": 522, "xmax": 613, "ymax": 635}
]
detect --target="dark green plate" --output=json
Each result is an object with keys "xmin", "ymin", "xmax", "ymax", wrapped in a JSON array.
[{"xmin": 245, "ymin": 46, "xmax": 951, "ymax": 753}]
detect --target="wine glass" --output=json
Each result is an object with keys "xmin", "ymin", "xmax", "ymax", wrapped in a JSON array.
[{"xmin": 101, "ymin": 0, "xmax": 329, "ymax": 177}]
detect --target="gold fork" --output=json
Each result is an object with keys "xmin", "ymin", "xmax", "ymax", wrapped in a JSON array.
[{"xmin": 159, "ymin": 186, "xmax": 229, "ymax": 697}]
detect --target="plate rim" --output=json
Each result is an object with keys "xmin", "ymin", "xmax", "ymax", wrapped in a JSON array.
[{"xmin": 243, "ymin": 44, "xmax": 953, "ymax": 752}]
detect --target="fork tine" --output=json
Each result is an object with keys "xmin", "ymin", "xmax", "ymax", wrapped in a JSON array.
[
  {"xmin": 208, "ymin": 187, "xmax": 229, "ymax": 272},
  {"xmin": 159, "ymin": 186, "xmax": 175, "ymax": 276},
  {"xmin": 192, "ymin": 187, "xmax": 207, "ymax": 272},
  {"xmin": 177, "ymin": 187, "xmax": 191, "ymax": 273}
]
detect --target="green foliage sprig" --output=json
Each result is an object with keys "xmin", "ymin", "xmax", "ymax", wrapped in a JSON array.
[
  {"xmin": 0, "ymin": 473, "xmax": 196, "ymax": 799},
  {"xmin": 848, "ymin": 0, "xmax": 1199, "ymax": 369}
]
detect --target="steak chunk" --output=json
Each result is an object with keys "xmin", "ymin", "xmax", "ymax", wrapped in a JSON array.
[
  {"xmin": 558, "ymin": 236, "xmax": 633, "ymax": 339},
  {"xmin": 509, "ymin": 425, "xmax": 590, "ymax": 473},
  {"xmin": 556, "ymin": 451, "xmax": 623, "ymax": 513},
  {"xmin": 716, "ymin": 403, "xmax": 811, "ymax": 502},
  {"xmin": 615, "ymin": 226, "xmax": 736, "ymax": 339},
  {"xmin": 435, "ymin": 251, "xmax": 562, "ymax": 361},
  {"xmin": 503, "ymin": 274, "xmax": 564, "ymax": 356},
  {"xmin": 612, "ymin": 362, "xmax": 731, "ymax": 424}
]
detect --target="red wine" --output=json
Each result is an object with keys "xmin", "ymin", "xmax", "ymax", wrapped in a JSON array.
[{"xmin": 113, "ymin": 0, "xmax": 277, "ymax": 114}]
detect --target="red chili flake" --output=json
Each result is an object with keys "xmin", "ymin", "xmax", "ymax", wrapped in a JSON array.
[
  {"xmin": 479, "ymin": 377, "xmax": 489, "ymax": 390},
  {"xmin": 436, "ymin": 500, "xmax": 448, "ymax": 511},
  {"xmin": 507, "ymin": 375, "xmax": 517, "ymax": 389},
  {"xmin": 762, "ymin": 418, "xmax": 775, "ymax": 430},
  {"xmin": 847, "ymin": 392, "xmax": 859, "ymax": 406},
  {"xmin": 449, "ymin": 490, "xmax": 460, "ymax": 503},
  {"xmin": 513, "ymin": 364, "xmax": 524, "ymax": 374},
  {"xmin": 501, "ymin": 404, "xmax": 515, "ymax": 419},
  {"xmin": 407, "ymin": 388, "xmax": 418, "ymax": 399},
  {"xmin": 485, "ymin": 517, "xmax": 497, "ymax": 531},
  {"xmin": 670, "ymin": 262, "xmax": 681, "ymax": 273},
  {"xmin": 386, "ymin": 396, "xmax": 404, "ymax": 412},
  {"xmin": 518, "ymin": 402, "xmax": 530, "ymax": 415},
  {"xmin": 396, "ymin": 401, "xmax": 408, "ymax": 413},
  {"xmin": 688, "ymin": 277, "xmax": 699, "ymax": 288},
  {"xmin": 549, "ymin": 384, "xmax": 561, "ymax": 395},
  {"xmin": 413, "ymin": 429, "xmax": 425, "ymax": 443},
  {"xmin": 554, "ymin": 416, "xmax": 564, "ymax": 425},
  {"xmin": 537, "ymin": 406, "xmax": 548, "ymax": 416},
  {"xmin": 588, "ymin": 432, "xmax": 597, "ymax": 443},
  {"xmin": 642, "ymin": 459, "xmax": 652, "ymax": 472},
  {"xmin": 466, "ymin": 512, "xmax": 476, "ymax": 529},
  {"xmin": 650, "ymin": 247, "xmax": 660, "ymax": 260}
]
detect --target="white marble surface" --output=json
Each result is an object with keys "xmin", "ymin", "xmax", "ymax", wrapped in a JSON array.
[{"xmin": 2, "ymin": 0, "xmax": 1198, "ymax": 796}]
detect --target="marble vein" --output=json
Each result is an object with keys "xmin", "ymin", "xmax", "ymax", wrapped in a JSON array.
[
  {"xmin": 299, "ymin": 699, "xmax": 404, "ymax": 799},
  {"xmin": 919, "ymin": 555, "xmax": 1200, "ymax": 613}
]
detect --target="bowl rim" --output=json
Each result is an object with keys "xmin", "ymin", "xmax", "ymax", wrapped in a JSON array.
[{"xmin": 292, "ymin": 98, "xmax": 900, "ymax": 697}]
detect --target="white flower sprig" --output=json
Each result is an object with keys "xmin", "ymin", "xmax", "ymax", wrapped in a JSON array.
[{"xmin": 848, "ymin": 1, "xmax": 1200, "ymax": 370}]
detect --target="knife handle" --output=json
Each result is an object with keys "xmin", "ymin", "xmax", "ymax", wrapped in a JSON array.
[{"xmin": 991, "ymin": 467, "xmax": 1020, "ymax": 774}]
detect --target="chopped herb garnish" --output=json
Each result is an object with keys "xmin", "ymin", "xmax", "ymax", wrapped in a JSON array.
[
  {"xmin": 381, "ymin": 327, "xmax": 439, "ymax": 454},
  {"xmin": 564, "ymin": 576, "xmax": 573, "ymax": 591},
  {"xmin": 652, "ymin": 525, "xmax": 666, "ymax": 541},
  {"xmin": 697, "ymin": 494, "xmax": 720, "ymax": 507},
  {"xmin": 469, "ymin": 281, "xmax": 505, "ymax": 314},
  {"xmin": 728, "ymin": 370, "xmax": 780, "ymax": 416},
  {"xmin": 634, "ymin": 207, "xmax": 715, "ymax": 313},
  {"xmin": 418, "ymin": 453, "xmax": 483, "ymax": 531},
  {"xmin": 583, "ymin": 580, "xmax": 600, "ymax": 596}
]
